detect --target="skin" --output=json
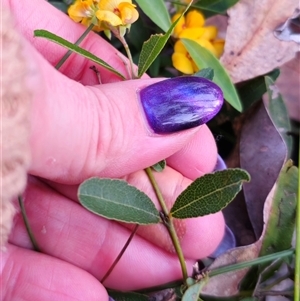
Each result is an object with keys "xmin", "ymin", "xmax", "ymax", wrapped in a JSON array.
[{"xmin": 2, "ymin": 0, "xmax": 225, "ymax": 300}]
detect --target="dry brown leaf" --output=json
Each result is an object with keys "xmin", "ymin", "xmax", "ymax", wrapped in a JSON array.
[
  {"xmin": 276, "ymin": 53, "xmax": 300, "ymax": 121},
  {"xmin": 221, "ymin": 0, "xmax": 299, "ymax": 83},
  {"xmin": 201, "ymin": 242, "xmax": 262, "ymax": 296}
]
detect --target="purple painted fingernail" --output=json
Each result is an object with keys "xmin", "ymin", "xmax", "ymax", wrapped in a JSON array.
[{"xmin": 139, "ymin": 77, "xmax": 223, "ymax": 134}]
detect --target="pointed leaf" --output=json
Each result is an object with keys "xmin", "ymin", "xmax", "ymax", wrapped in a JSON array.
[
  {"xmin": 194, "ymin": 0, "xmax": 239, "ymax": 17},
  {"xmin": 135, "ymin": 0, "xmax": 171, "ymax": 32},
  {"xmin": 194, "ymin": 68, "xmax": 214, "ymax": 80},
  {"xmin": 78, "ymin": 178, "xmax": 160, "ymax": 224},
  {"xmin": 170, "ymin": 169, "xmax": 250, "ymax": 219},
  {"xmin": 34, "ymin": 30, "xmax": 126, "ymax": 79},
  {"xmin": 151, "ymin": 159, "xmax": 166, "ymax": 172},
  {"xmin": 265, "ymin": 76, "xmax": 293, "ymax": 156},
  {"xmin": 181, "ymin": 38, "xmax": 242, "ymax": 112},
  {"xmin": 182, "ymin": 279, "xmax": 206, "ymax": 301},
  {"xmin": 259, "ymin": 160, "xmax": 298, "ymax": 257},
  {"xmin": 137, "ymin": 3, "xmax": 191, "ymax": 77}
]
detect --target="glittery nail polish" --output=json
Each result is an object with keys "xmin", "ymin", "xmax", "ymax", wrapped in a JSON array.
[{"xmin": 139, "ymin": 76, "xmax": 223, "ymax": 134}]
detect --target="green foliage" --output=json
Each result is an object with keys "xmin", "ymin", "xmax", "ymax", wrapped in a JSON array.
[
  {"xmin": 194, "ymin": 67, "xmax": 214, "ymax": 80},
  {"xmin": 137, "ymin": 3, "xmax": 191, "ymax": 77},
  {"xmin": 193, "ymin": 0, "xmax": 240, "ymax": 18},
  {"xmin": 182, "ymin": 279, "xmax": 206, "ymax": 301},
  {"xmin": 170, "ymin": 169, "xmax": 250, "ymax": 219},
  {"xmin": 151, "ymin": 160, "xmax": 166, "ymax": 172},
  {"xmin": 237, "ymin": 69, "xmax": 280, "ymax": 111},
  {"xmin": 109, "ymin": 290, "xmax": 149, "ymax": 301},
  {"xmin": 78, "ymin": 178, "xmax": 160, "ymax": 224},
  {"xmin": 34, "ymin": 30, "xmax": 126, "ymax": 79},
  {"xmin": 135, "ymin": 0, "xmax": 171, "ymax": 32},
  {"xmin": 265, "ymin": 76, "xmax": 293, "ymax": 157},
  {"xmin": 181, "ymin": 38, "xmax": 242, "ymax": 112},
  {"xmin": 259, "ymin": 160, "xmax": 298, "ymax": 257}
]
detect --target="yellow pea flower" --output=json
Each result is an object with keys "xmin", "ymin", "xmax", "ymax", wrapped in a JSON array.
[
  {"xmin": 96, "ymin": 0, "xmax": 139, "ymax": 28},
  {"xmin": 212, "ymin": 39, "xmax": 225, "ymax": 58},
  {"xmin": 172, "ymin": 40, "xmax": 199, "ymax": 74},
  {"xmin": 172, "ymin": 10, "xmax": 205, "ymax": 38},
  {"xmin": 68, "ymin": 0, "xmax": 101, "ymax": 29},
  {"xmin": 171, "ymin": 8, "xmax": 225, "ymax": 73},
  {"xmin": 172, "ymin": 38, "xmax": 219, "ymax": 74}
]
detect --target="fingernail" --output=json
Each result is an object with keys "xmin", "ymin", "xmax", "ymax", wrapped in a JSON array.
[{"xmin": 139, "ymin": 77, "xmax": 223, "ymax": 134}]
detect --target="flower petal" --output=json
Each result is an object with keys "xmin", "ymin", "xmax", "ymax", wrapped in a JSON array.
[
  {"xmin": 118, "ymin": 2, "xmax": 139, "ymax": 24},
  {"xmin": 99, "ymin": 0, "xmax": 131, "ymax": 11},
  {"xmin": 212, "ymin": 39, "xmax": 225, "ymax": 58},
  {"xmin": 68, "ymin": 0, "xmax": 94, "ymax": 21},
  {"xmin": 172, "ymin": 13, "xmax": 186, "ymax": 38},
  {"xmin": 201, "ymin": 26, "xmax": 218, "ymax": 40},
  {"xmin": 172, "ymin": 52, "xmax": 194, "ymax": 74},
  {"xmin": 179, "ymin": 27, "xmax": 206, "ymax": 40},
  {"xmin": 96, "ymin": 10, "xmax": 123, "ymax": 26},
  {"xmin": 174, "ymin": 40, "xmax": 188, "ymax": 54},
  {"xmin": 186, "ymin": 10, "xmax": 205, "ymax": 28}
]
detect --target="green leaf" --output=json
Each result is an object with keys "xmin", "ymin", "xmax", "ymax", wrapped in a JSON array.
[
  {"xmin": 181, "ymin": 38, "xmax": 242, "ymax": 112},
  {"xmin": 108, "ymin": 290, "xmax": 149, "ymax": 301},
  {"xmin": 135, "ymin": 0, "xmax": 171, "ymax": 32},
  {"xmin": 193, "ymin": 0, "xmax": 239, "ymax": 18},
  {"xmin": 78, "ymin": 178, "xmax": 160, "ymax": 224},
  {"xmin": 170, "ymin": 169, "xmax": 250, "ymax": 219},
  {"xmin": 193, "ymin": 67, "xmax": 214, "ymax": 80},
  {"xmin": 265, "ymin": 76, "xmax": 293, "ymax": 157},
  {"xmin": 259, "ymin": 160, "xmax": 298, "ymax": 257},
  {"xmin": 237, "ymin": 69, "xmax": 280, "ymax": 111},
  {"xmin": 182, "ymin": 279, "xmax": 206, "ymax": 301},
  {"xmin": 137, "ymin": 3, "xmax": 191, "ymax": 77},
  {"xmin": 34, "ymin": 30, "xmax": 126, "ymax": 79},
  {"xmin": 48, "ymin": 1, "xmax": 68, "ymax": 12},
  {"xmin": 151, "ymin": 160, "xmax": 166, "ymax": 172}
]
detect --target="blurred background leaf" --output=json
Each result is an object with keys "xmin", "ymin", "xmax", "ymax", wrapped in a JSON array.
[
  {"xmin": 264, "ymin": 76, "xmax": 293, "ymax": 157},
  {"xmin": 135, "ymin": 0, "xmax": 171, "ymax": 32},
  {"xmin": 240, "ymin": 102, "xmax": 287, "ymax": 239}
]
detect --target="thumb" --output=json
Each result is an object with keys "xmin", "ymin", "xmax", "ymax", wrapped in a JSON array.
[{"xmin": 25, "ymin": 41, "xmax": 223, "ymax": 184}]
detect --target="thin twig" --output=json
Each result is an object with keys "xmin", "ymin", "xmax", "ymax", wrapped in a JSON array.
[
  {"xmin": 55, "ymin": 23, "xmax": 94, "ymax": 70},
  {"xmin": 101, "ymin": 224, "xmax": 139, "ymax": 284},
  {"xmin": 18, "ymin": 195, "xmax": 40, "ymax": 252}
]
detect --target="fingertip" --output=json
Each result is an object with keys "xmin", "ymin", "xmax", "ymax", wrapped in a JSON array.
[
  {"xmin": 180, "ymin": 212, "xmax": 225, "ymax": 259},
  {"xmin": 167, "ymin": 125, "xmax": 218, "ymax": 180},
  {"xmin": 2, "ymin": 244, "xmax": 109, "ymax": 301}
]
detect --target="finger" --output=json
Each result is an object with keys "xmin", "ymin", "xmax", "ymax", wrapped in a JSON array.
[
  {"xmin": 22, "ymin": 38, "xmax": 220, "ymax": 183},
  {"xmin": 10, "ymin": 178, "xmax": 199, "ymax": 290},
  {"xmin": 167, "ymin": 125, "xmax": 218, "ymax": 179},
  {"xmin": 23, "ymin": 164, "xmax": 225, "ymax": 260},
  {"xmin": 7, "ymin": 0, "xmax": 130, "ymax": 84},
  {"xmin": 1, "ymin": 244, "xmax": 109, "ymax": 301}
]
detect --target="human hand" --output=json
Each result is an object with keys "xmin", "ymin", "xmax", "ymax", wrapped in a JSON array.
[{"xmin": 3, "ymin": 0, "xmax": 225, "ymax": 300}]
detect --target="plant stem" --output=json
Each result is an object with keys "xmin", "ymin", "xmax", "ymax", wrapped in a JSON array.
[
  {"xmin": 295, "ymin": 153, "xmax": 300, "ymax": 301},
  {"xmin": 101, "ymin": 224, "xmax": 139, "ymax": 284},
  {"xmin": 112, "ymin": 30, "xmax": 136, "ymax": 79},
  {"xmin": 145, "ymin": 167, "xmax": 188, "ymax": 281},
  {"xmin": 18, "ymin": 195, "xmax": 40, "ymax": 252},
  {"xmin": 55, "ymin": 23, "xmax": 94, "ymax": 70}
]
